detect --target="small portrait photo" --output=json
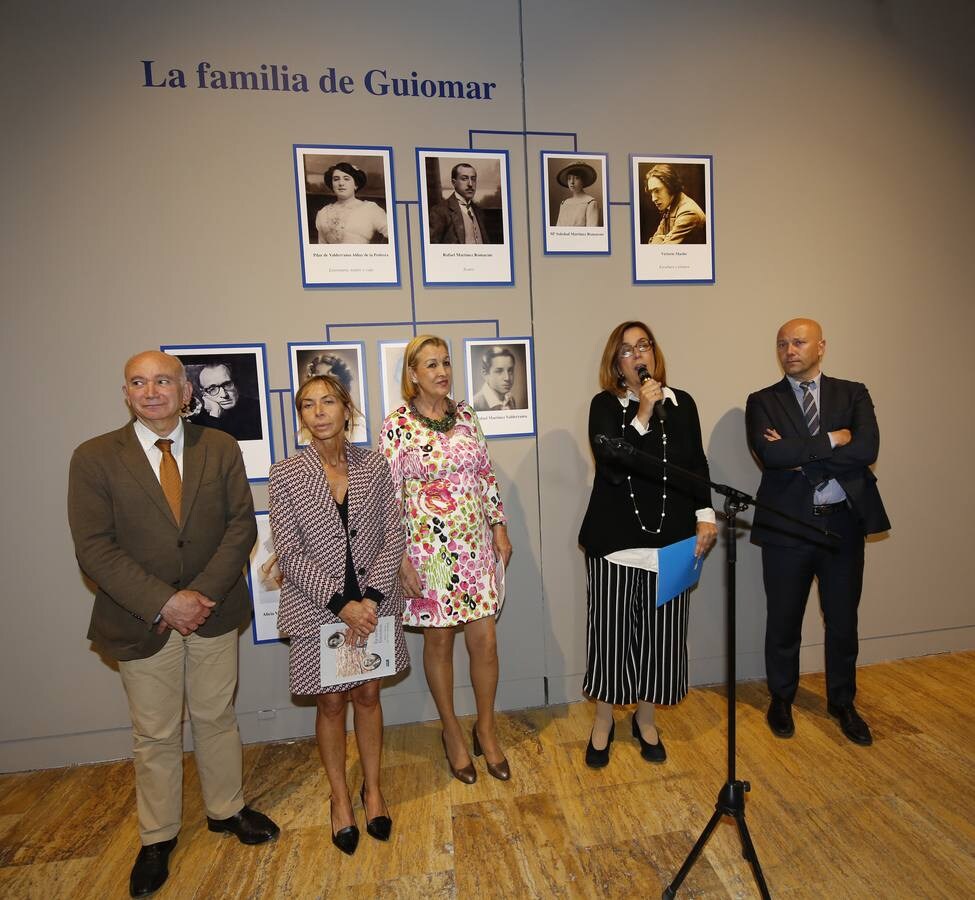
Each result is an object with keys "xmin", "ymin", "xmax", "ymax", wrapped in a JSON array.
[
  {"xmin": 630, "ymin": 154, "xmax": 714, "ymax": 284},
  {"xmin": 162, "ymin": 343, "xmax": 273, "ymax": 482},
  {"xmin": 288, "ymin": 341, "xmax": 369, "ymax": 446},
  {"xmin": 541, "ymin": 152, "xmax": 610, "ymax": 254},
  {"xmin": 379, "ymin": 340, "xmax": 409, "ymax": 418},
  {"xmin": 326, "ymin": 631, "xmax": 346, "ymax": 650},
  {"xmin": 416, "ymin": 147, "xmax": 514, "ymax": 285},
  {"xmin": 464, "ymin": 337, "xmax": 536, "ymax": 438},
  {"xmin": 247, "ymin": 512, "xmax": 286, "ymax": 644},
  {"xmin": 293, "ymin": 144, "xmax": 399, "ymax": 287},
  {"xmin": 361, "ymin": 652, "xmax": 382, "ymax": 672}
]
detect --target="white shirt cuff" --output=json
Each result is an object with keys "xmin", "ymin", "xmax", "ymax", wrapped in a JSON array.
[{"xmin": 695, "ymin": 508, "xmax": 716, "ymax": 524}]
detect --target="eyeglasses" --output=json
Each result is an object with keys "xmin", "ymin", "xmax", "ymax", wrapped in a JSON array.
[
  {"xmin": 202, "ymin": 380, "xmax": 236, "ymax": 397},
  {"xmin": 618, "ymin": 340, "xmax": 653, "ymax": 359}
]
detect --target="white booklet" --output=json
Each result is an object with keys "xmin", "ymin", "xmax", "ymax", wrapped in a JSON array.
[{"xmin": 319, "ymin": 616, "xmax": 397, "ymax": 688}]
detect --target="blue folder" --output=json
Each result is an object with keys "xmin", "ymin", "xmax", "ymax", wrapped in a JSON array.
[{"xmin": 657, "ymin": 535, "xmax": 704, "ymax": 607}]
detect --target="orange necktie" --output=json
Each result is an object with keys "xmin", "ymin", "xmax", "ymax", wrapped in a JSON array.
[{"xmin": 155, "ymin": 438, "xmax": 182, "ymax": 522}]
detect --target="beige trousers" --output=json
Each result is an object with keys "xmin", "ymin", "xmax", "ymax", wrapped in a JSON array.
[{"xmin": 118, "ymin": 628, "xmax": 244, "ymax": 844}]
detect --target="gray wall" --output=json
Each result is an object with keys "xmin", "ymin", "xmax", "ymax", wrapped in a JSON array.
[{"xmin": 2, "ymin": 0, "xmax": 972, "ymax": 771}]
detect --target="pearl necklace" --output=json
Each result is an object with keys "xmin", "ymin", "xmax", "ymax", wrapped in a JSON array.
[{"xmin": 623, "ymin": 402, "xmax": 668, "ymax": 534}]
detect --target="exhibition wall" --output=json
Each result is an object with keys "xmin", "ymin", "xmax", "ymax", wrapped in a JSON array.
[{"xmin": 1, "ymin": 0, "xmax": 972, "ymax": 771}]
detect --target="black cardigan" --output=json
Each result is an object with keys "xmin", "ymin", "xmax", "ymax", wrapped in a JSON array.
[{"xmin": 578, "ymin": 389, "xmax": 712, "ymax": 556}]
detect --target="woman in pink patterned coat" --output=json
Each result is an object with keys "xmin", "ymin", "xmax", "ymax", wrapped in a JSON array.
[
  {"xmin": 380, "ymin": 334, "xmax": 513, "ymax": 784},
  {"xmin": 269, "ymin": 374, "xmax": 408, "ymax": 856}
]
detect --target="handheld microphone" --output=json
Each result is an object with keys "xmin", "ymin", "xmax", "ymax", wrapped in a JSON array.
[{"xmin": 636, "ymin": 365, "xmax": 667, "ymax": 422}]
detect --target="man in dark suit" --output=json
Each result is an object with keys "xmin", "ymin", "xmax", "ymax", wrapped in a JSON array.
[
  {"xmin": 746, "ymin": 319, "xmax": 890, "ymax": 746},
  {"xmin": 68, "ymin": 351, "xmax": 278, "ymax": 898},
  {"xmin": 428, "ymin": 162, "xmax": 500, "ymax": 244}
]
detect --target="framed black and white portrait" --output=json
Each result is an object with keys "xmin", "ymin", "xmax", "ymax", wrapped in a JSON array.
[
  {"xmin": 541, "ymin": 152, "xmax": 610, "ymax": 254},
  {"xmin": 464, "ymin": 337, "xmax": 536, "ymax": 438},
  {"xmin": 247, "ymin": 511, "xmax": 285, "ymax": 644},
  {"xmin": 161, "ymin": 343, "xmax": 273, "ymax": 482},
  {"xmin": 416, "ymin": 148, "xmax": 514, "ymax": 286},
  {"xmin": 630, "ymin": 154, "xmax": 714, "ymax": 284},
  {"xmin": 378, "ymin": 340, "xmax": 409, "ymax": 419},
  {"xmin": 288, "ymin": 341, "xmax": 369, "ymax": 447},
  {"xmin": 293, "ymin": 144, "xmax": 399, "ymax": 288}
]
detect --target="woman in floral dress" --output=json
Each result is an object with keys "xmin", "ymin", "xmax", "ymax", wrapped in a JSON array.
[{"xmin": 381, "ymin": 334, "xmax": 513, "ymax": 783}]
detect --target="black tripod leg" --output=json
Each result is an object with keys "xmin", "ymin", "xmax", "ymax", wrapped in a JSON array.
[
  {"xmin": 733, "ymin": 812, "xmax": 771, "ymax": 899},
  {"xmin": 661, "ymin": 809, "xmax": 724, "ymax": 899}
]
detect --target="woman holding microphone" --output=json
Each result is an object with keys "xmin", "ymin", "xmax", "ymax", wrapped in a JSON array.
[{"xmin": 579, "ymin": 321, "xmax": 717, "ymax": 768}]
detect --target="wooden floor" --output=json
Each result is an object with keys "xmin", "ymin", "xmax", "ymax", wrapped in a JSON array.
[{"xmin": 2, "ymin": 651, "xmax": 973, "ymax": 899}]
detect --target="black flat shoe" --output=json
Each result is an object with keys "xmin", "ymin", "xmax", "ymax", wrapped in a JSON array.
[
  {"xmin": 585, "ymin": 721, "xmax": 615, "ymax": 769},
  {"xmin": 827, "ymin": 702, "xmax": 873, "ymax": 746},
  {"xmin": 472, "ymin": 723, "xmax": 511, "ymax": 781},
  {"xmin": 206, "ymin": 805, "xmax": 279, "ymax": 845},
  {"xmin": 360, "ymin": 783, "xmax": 392, "ymax": 841},
  {"xmin": 441, "ymin": 732, "xmax": 477, "ymax": 784},
  {"xmin": 330, "ymin": 797, "xmax": 359, "ymax": 855},
  {"xmin": 331, "ymin": 824, "xmax": 360, "ymax": 855},
  {"xmin": 129, "ymin": 837, "xmax": 177, "ymax": 898},
  {"xmin": 631, "ymin": 713, "xmax": 666, "ymax": 763}
]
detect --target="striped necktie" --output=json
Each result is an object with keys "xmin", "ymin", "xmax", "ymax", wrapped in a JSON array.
[
  {"xmin": 799, "ymin": 381, "xmax": 819, "ymax": 435},
  {"xmin": 155, "ymin": 438, "xmax": 182, "ymax": 522}
]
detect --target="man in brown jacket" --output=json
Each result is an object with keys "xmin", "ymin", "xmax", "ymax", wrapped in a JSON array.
[{"xmin": 68, "ymin": 351, "xmax": 277, "ymax": 898}]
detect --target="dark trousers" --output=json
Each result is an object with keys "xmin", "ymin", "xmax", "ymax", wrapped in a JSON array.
[{"xmin": 761, "ymin": 506, "xmax": 865, "ymax": 707}]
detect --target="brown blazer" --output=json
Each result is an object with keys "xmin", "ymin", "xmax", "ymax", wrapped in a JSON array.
[
  {"xmin": 268, "ymin": 443, "xmax": 405, "ymax": 637},
  {"xmin": 68, "ymin": 421, "xmax": 257, "ymax": 661}
]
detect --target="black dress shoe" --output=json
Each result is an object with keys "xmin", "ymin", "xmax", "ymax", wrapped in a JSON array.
[
  {"xmin": 585, "ymin": 721, "xmax": 615, "ymax": 769},
  {"xmin": 827, "ymin": 703, "xmax": 873, "ymax": 746},
  {"xmin": 766, "ymin": 698, "xmax": 795, "ymax": 738},
  {"xmin": 129, "ymin": 837, "xmax": 177, "ymax": 898},
  {"xmin": 631, "ymin": 713, "xmax": 666, "ymax": 763},
  {"xmin": 360, "ymin": 783, "xmax": 392, "ymax": 841},
  {"xmin": 207, "ymin": 805, "xmax": 280, "ymax": 844},
  {"xmin": 472, "ymin": 723, "xmax": 511, "ymax": 781},
  {"xmin": 332, "ymin": 823, "xmax": 360, "ymax": 855}
]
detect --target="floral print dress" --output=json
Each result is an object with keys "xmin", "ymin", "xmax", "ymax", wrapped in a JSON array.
[{"xmin": 380, "ymin": 401, "xmax": 506, "ymax": 626}]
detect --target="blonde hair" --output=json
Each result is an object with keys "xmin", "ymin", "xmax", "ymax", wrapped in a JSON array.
[
  {"xmin": 598, "ymin": 320, "xmax": 667, "ymax": 395},
  {"xmin": 294, "ymin": 374, "xmax": 356, "ymax": 442},
  {"xmin": 401, "ymin": 334, "xmax": 449, "ymax": 403}
]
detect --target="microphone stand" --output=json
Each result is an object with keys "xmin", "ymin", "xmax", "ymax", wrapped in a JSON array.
[{"xmin": 593, "ymin": 435, "xmax": 835, "ymax": 900}]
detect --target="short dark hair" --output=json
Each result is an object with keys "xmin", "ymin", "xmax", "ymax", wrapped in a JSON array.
[
  {"xmin": 645, "ymin": 163, "xmax": 684, "ymax": 197},
  {"xmin": 305, "ymin": 353, "xmax": 353, "ymax": 392},
  {"xmin": 451, "ymin": 163, "xmax": 477, "ymax": 180},
  {"xmin": 480, "ymin": 346, "xmax": 515, "ymax": 375}
]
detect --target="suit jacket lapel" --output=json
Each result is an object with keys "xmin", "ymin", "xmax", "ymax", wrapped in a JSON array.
[
  {"xmin": 771, "ymin": 377, "xmax": 808, "ymax": 436},
  {"xmin": 301, "ymin": 446, "xmax": 338, "ymax": 520},
  {"xmin": 346, "ymin": 444, "xmax": 369, "ymax": 527},
  {"xmin": 117, "ymin": 423, "xmax": 178, "ymax": 526},
  {"xmin": 179, "ymin": 424, "xmax": 207, "ymax": 528},
  {"xmin": 818, "ymin": 374, "xmax": 837, "ymax": 431}
]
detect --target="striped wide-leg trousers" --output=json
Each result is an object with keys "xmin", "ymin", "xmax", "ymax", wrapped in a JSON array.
[{"xmin": 583, "ymin": 555, "xmax": 690, "ymax": 705}]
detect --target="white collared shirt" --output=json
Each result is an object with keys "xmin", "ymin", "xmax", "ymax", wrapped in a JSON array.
[{"xmin": 133, "ymin": 418, "xmax": 185, "ymax": 482}]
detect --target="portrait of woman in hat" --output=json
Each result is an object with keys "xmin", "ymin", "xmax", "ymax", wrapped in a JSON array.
[
  {"xmin": 315, "ymin": 161, "xmax": 389, "ymax": 244},
  {"xmin": 555, "ymin": 161, "xmax": 602, "ymax": 228}
]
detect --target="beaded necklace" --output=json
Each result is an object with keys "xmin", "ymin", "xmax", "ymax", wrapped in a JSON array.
[
  {"xmin": 410, "ymin": 400, "xmax": 457, "ymax": 434},
  {"xmin": 623, "ymin": 399, "xmax": 668, "ymax": 534}
]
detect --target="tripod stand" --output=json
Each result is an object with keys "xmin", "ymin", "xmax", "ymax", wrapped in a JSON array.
[
  {"xmin": 663, "ymin": 487, "xmax": 769, "ymax": 899},
  {"xmin": 593, "ymin": 435, "xmax": 833, "ymax": 899}
]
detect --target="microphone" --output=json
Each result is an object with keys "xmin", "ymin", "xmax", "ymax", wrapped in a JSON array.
[{"xmin": 636, "ymin": 365, "xmax": 667, "ymax": 422}]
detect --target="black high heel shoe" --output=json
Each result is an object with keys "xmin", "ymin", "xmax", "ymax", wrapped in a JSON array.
[
  {"xmin": 360, "ymin": 783, "xmax": 392, "ymax": 841},
  {"xmin": 631, "ymin": 713, "xmax": 666, "ymax": 763},
  {"xmin": 585, "ymin": 721, "xmax": 615, "ymax": 769},
  {"xmin": 329, "ymin": 797, "xmax": 359, "ymax": 856},
  {"xmin": 441, "ymin": 732, "xmax": 477, "ymax": 784},
  {"xmin": 472, "ymin": 723, "xmax": 511, "ymax": 781}
]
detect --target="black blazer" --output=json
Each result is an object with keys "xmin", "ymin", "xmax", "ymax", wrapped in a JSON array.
[
  {"xmin": 428, "ymin": 195, "xmax": 499, "ymax": 244},
  {"xmin": 579, "ymin": 389, "xmax": 712, "ymax": 556},
  {"xmin": 745, "ymin": 375, "xmax": 891, "ymax": 546}
]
